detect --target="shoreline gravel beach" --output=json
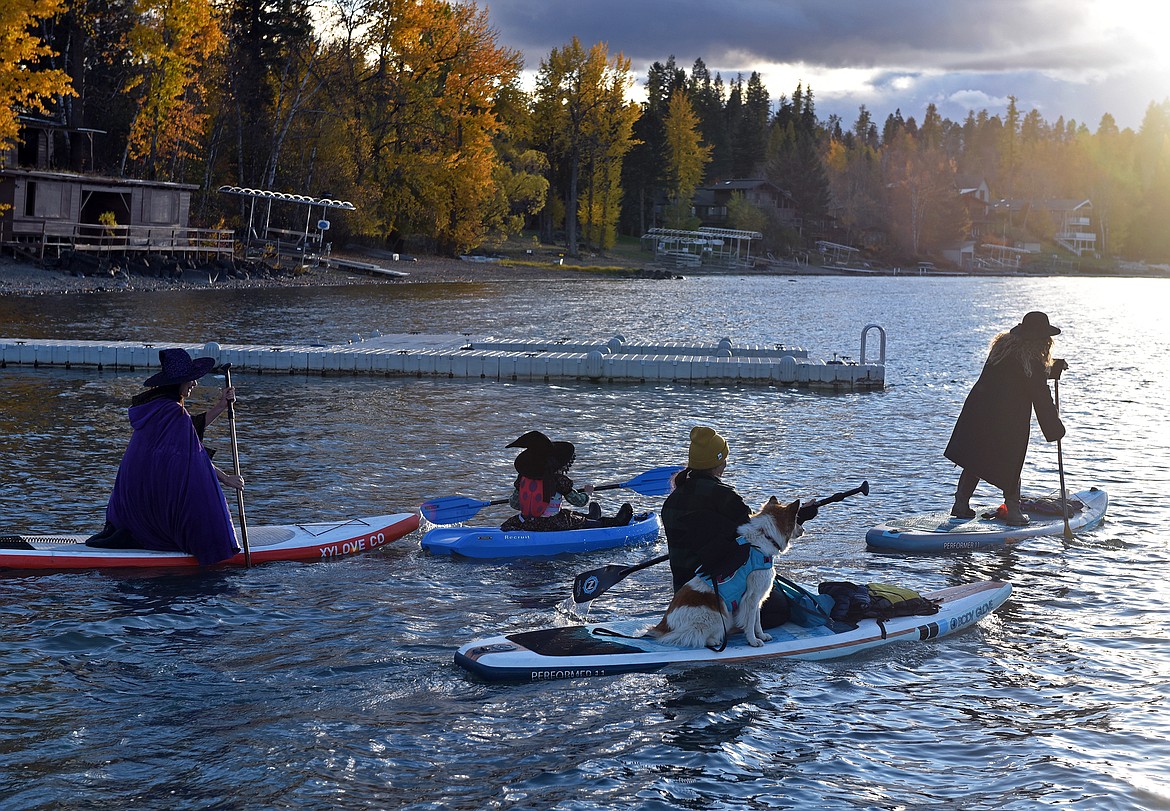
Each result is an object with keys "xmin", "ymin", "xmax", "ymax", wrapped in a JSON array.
[
  {"xmin": 0, "ymin": 251, "xmax": 608, "ymax": 296},
  {"xmin": 3, "ymin": 249, "xmax": 1165, "ymax": 297}
]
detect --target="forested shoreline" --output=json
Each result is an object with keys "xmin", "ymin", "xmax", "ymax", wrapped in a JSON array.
[{"xmin": 3, "ymin": 0, "xmax": 1169, "ymax": 266}]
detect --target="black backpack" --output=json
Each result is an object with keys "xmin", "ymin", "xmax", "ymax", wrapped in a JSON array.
[{"xmin": 818, "ymin": 581, "xmax": 941, "ymax": 638}]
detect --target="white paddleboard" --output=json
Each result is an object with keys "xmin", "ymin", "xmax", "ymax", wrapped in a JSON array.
[
  {"xmin": 0, "ymin": 513, "xmax": 420, "ymax": 571},
  {"xmin": 455, "ymin": 579, "xmax": 1011, "ymax": 682}
]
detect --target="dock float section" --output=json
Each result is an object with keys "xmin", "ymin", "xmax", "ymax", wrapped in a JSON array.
[{"xmin": 0, "ymin": 326, "xmax": 886, "ymax": 389}]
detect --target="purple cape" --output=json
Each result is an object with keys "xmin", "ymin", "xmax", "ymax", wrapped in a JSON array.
[{"xmin": 105, "ymin": 397, "xmax": 239, "ymax": 565}]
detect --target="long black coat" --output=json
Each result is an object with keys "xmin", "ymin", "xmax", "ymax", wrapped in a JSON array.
[
  {"xmin": 945, "ymin": 354, "xmax": 1065, "ymax": 490},
  {"xmin": 661, "ymin": 469, "xmax": 751, "ymax": 591}
]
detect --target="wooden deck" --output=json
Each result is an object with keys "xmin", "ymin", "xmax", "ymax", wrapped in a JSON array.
[{"xmin": 3, "ymin": 221, "xmax": 234, "ymax": 263}]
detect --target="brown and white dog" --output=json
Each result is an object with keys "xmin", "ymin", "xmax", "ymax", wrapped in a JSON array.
[{"xmin": 649, "ymin": 497, "xmax": 802, "ymax": 648}]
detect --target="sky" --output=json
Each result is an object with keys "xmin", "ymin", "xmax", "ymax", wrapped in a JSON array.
[{"xmin": 481, "ymin": 0, "xmax": 1170, "ymax": 132}]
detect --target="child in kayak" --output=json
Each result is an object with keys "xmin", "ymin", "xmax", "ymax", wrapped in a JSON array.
[{"xmin": 499, "ymin": 431, "xmax": 633, "ymax": 532}]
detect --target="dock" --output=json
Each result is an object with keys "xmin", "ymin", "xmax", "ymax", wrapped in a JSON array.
[{"xmin": 0, "ymin": 326, "xmax": 886, "ymax": 389}]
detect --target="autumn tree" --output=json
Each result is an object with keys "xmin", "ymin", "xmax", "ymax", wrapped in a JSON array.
[
  {"xmin": 881, "ymin": 128, "xmax": 963, "ymax": 257},
  {"xmin": 485, "ymin": 79, "xmax": 549, "ymax": 239},
  {"xmin": 0, "ymin": 0, "xmax": 74, "ymax": 155},
  {"xmin": 324, "ymin": 0, "xmax": 523, "ymax": 254},
  {"xmin": 823, "ymin": 132, "xmax": 884, "ymax": 249},
  {"xmin": 661, "ymin": 88, "xmax": 710, "ymax": 229},
  {"xmin": 533, "ymin": 37, "xmax": 638, "ymax": 255},
  {"xmin": 122, "ymin": 0, "xmax": 224, "ymax": 180}
]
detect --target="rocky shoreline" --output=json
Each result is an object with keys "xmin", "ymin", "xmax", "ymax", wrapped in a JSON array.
[
  {"xmin": 0, "ymin": 250, "xmax": 623, "ymax": 296},
  {"xmin": 6, "ymin": 250, "xmax": 1162, "ymax": 296}
]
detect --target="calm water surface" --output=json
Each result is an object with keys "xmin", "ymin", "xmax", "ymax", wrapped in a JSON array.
[{"xmin": 1, "ymin": 274, "xmax": 1169, "ymax": 810}]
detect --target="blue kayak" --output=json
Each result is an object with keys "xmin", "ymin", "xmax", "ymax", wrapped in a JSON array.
[{"xmin": 420, "ymin": 512, "xmax": 661, "ymax": 559}]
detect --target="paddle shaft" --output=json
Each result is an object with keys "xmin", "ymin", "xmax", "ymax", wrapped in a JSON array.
[
  {"xmin": 1055, "ymin": 379, "xmax": 1073, "ymax": 540},
  {"xmin": 806, "ymin": 481, "xmax": 869, "ymax": 510},
  {"xmin": 221, "ymin": 365, "xmax": 252, "ymax": 567},
  {"xmin": 572, "ymin": 480, "xmax": 870, "ymax": 604}
]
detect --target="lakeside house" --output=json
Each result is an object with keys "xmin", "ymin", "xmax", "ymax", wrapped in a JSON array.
[
  {"xmin": 1, "ymin": 117, "xmax": 228, "ymax": 261},
  {"xmin": 692, "ymin": 179, "xmax": 798, "ymax": 228},
  {"xmin": 942, "ymin": 175, "xmax": 1099, "ymax": 270}
]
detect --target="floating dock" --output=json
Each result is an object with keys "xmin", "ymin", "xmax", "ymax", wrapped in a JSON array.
[{"xmin": 0, "ymin": 327, "xmax": 886, "ymax": 389}]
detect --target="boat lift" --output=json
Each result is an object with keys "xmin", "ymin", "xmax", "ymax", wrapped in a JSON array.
[
  {"xmin": 642, "ymin": 226, "xmax": 763, "ymax": 268},
  {"xmin": 218, "ymin": 186, "xmax": 355, "ymax": 266}
]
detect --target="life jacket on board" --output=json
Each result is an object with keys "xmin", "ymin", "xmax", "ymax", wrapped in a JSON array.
[{"xmin": 516, "ymin": 476, "xmax": 562, "ymax": 519}]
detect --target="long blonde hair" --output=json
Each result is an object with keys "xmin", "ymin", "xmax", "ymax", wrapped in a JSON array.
[{"xmin": 987, "ymin": 331, "xmax": 1054, "ymax": 377}]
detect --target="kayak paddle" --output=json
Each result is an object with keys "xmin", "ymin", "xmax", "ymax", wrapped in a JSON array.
[
  {"xmin": 570, "ymin": 480, "xmax": 871, "ymax": 605},
  {"xmin": 420, "ymin": 465, "xmax": 683, "ymax": 525}
]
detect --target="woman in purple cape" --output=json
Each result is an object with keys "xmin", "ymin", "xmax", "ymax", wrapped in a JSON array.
[{"xmin": 97, "ymin": 348, "xmax": 243, "ymax": 564}]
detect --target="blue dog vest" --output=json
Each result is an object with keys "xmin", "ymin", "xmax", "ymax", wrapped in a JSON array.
[{"xmin": 702, "ymin": 538, "xmax": 773, "ymax": 613}]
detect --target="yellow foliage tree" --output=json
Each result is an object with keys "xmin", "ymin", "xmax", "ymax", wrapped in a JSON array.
[
  {"xmin": 0, "ymin": 0, "xmax": 74, "ymax": 154},
  {"xmin": 662, "ymin": 88, "xmax": 710, "ymax": 230},
  {"xmin": 534, "ymin": 38, "xmax": 639, "ymax": 254},
  {"xmin": 329, "ymin": 0, "xmax": 522, "ymax": 253},
  {"xmin": 123, "ymin": 0, "xmax": 224, "ymax": 179}
]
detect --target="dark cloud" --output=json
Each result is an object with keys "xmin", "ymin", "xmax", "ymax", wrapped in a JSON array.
[
  {"xmin": 480, "ymin": 0, "xmax": 1164, "ymax": 128},
  {"xmin": 484, "ymin": 0, "xmax": 1134, "ymax": 71}
]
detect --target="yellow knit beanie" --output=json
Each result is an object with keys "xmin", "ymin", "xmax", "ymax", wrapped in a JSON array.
[{"xmin": 688, "ymin": 426, "xmax": 729, "ymax": 469}]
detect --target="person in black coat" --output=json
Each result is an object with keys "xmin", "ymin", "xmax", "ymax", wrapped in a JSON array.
[{"xmin": 945, "ymin": 311, "xmax": 1068, "ymax": 526}]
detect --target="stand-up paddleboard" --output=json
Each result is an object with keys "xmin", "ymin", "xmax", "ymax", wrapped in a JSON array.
[
  {"xmin": 0, "ymin": 513, "xmax": 420, "ymax": 571},
  {"xmin": 455, "ymin": 579, "xmax": 1011, "ymax": 682},
  {"xmin": 421, "ymin": 512, "xmax": 660, "ymax": 559},
  {"xmin": 866, "ymin": 488, "xmax": 1107, "ymax": 553}
]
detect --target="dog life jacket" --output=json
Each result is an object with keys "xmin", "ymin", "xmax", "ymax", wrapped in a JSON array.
[
  {"xmin": 516, "ymin": 476, "xmax": 562, "ymax": 519},
  {"xmin": 701, "ymin": 538, "xmax": 772, "ymax": 614}
]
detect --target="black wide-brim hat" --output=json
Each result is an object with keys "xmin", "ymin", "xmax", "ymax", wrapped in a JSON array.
[
  {"xmin": 1010, "ymin": 311, "xmax": 1060, "ymax": 337},
  {"xmin": 144, "ymin": 348, "xmax": 216, "ymax": 387},
  {"xmin": 507, "ymin": 431, "xmax": 575, "ymax": 476}
]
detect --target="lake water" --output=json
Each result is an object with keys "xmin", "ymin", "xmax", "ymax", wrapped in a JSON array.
[{"xmin": 1, "ymin": 273, "xmax": 1169, "ymax": 810}]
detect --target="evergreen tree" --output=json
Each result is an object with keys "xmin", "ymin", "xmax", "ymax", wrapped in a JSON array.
[
  {"xmin": 732, "ymin": 72, "xmax": 769, "ymax": 177},
  {"xmin": 688, "ymin": 58, "xmax": 728, "ymax": 181},
  {"xmin": 620, "ymin": 56, "xmax": 685, "ymax": 235},
  {"xmin": 766, "ymin": 84, "xmax": 831, "ymax": 224}
]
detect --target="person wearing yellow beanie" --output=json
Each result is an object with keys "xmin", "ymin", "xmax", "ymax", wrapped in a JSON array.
[{"xmin": 662, "ymin": 425, "xmax": 790, "ymax": 628}]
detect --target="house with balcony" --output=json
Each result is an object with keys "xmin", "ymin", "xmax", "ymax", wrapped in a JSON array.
[
  {"xmin": 1045, "ymin": 199, "xmax": 1097, "ymax": 257},
  {"xmin": 692, "ymin": 179, "xmax": 797, "ymax": 228}
]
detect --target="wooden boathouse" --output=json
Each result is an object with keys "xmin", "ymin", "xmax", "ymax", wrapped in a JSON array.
[{"xmin": 0, "ymin": 168, "xmax": 232, "ymax": 263}]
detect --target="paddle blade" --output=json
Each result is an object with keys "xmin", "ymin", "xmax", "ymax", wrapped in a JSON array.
[
  {"xmin": 419, "ymin": 495, "xmax": 491, "ymax": 524},
  {"xmin": 571, "ymin": 553, "xmax": 670, "ymax": 604},
  {"xmin": 618, "ymin": 465, "xmax": 684, "ymax": 497},
  {"xmin": 572, "ymin": 564, "xmax": 632, "ymax": 604}
]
